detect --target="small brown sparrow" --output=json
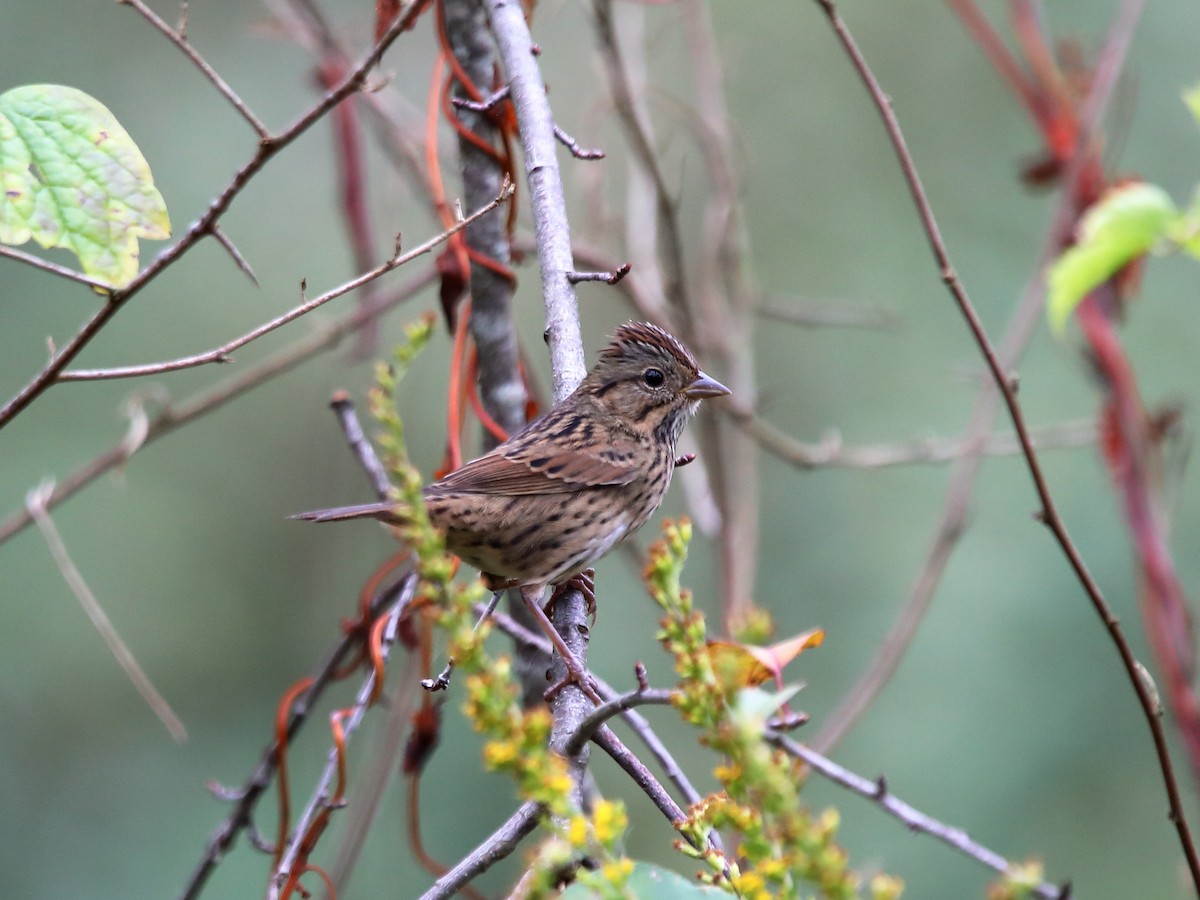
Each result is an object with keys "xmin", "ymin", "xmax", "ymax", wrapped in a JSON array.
[{"xmin": 297, "ymin": 322, "xmax": 729, "ymax": 693}]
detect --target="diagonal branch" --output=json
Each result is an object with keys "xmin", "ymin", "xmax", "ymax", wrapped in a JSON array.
[
  {"xmin": 0, "ymin": 267, "xmax": 437, "ymax": 549},
  {"xmin": 767, "ymin": 731, "xmax": 1068, "ymax": 899},
  {"xmin": 58, "ymin": 185, "xmax": 511, "ymax": 381},
  {"xmin": 120, "ymin": 0, "xmax": 270, "ymax": 138},
  {"xmin": 812, "ymin": 0, "xmax": 1146, "ymax": 755},
  {"xmin": 810, "ymin": 0, "xmax": 1199, "ymax": 888},
  {"xmin": 26, "ymin": 480, "xmax": 186, "ymax": 742}
]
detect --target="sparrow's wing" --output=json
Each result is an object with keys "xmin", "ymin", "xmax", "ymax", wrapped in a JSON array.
[{"xmin": 429, "ymin": 438, "xmax": 640, "ymax": 497}]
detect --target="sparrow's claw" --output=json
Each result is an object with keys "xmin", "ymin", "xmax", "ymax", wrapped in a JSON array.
[{"xmin": 549, "ymin": 568, "xmax": 597, "ymax": 618}]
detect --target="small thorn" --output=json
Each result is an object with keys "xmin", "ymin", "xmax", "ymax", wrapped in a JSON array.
[{"xmin": 211, "ymin": 224, "xmax": 258, "ymax": 287}]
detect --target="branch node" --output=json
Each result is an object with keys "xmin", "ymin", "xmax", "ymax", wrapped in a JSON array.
[
  {"xmin": 567, "ymin": 263, "xmax": 630, "ymax": 285},
  {"xmin": 451, "ymin": 85, "xmax": 511, "ymax": 113},
  {"xmin": 553, "ymin": 124, "xmax": 605, "ymax": 160}
]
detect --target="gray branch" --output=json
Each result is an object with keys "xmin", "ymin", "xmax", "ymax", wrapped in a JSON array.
[{"xmin": 485, "ymin": 0, "xmax": 586, "ymax": 401}]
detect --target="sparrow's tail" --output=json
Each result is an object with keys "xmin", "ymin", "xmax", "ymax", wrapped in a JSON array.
[{"xmin": 290, "ymin": 501, "xmax": 406, "ymax": 526}]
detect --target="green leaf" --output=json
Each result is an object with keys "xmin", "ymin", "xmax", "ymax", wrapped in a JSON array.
[
  {"xmin": 0, "ymin": 84, "xmax": 170, "ymax": 289},
  {"xmin": 561, "ymin": 862, "xmax": 726, "ymax": 898},
  {"xmin": 1184, "ymin": 83, "xmax": 1200, "ymax": 126},
  {"xmin": 732, "ymin": 684, "xmax": 802, "ymax": 732},
  {"xmin": 1046, "ymin": 182, "xmax": 1177, "ymax": 334},
  {"xmin": 1169, "ymin": 185, "xmax": 1200, "ymax": 261}
]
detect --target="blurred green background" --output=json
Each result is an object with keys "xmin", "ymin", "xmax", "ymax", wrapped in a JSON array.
[{"xmin": 3, "ymin": 0, "xmax": 1200, "ymax": 896}]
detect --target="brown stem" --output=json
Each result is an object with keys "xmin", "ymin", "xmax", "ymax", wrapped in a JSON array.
[{"xmin": 811, "ymin": 0, "xmax": 1200, "ymax": 888}]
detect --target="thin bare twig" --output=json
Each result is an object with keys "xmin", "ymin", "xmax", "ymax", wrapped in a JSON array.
[
  {"xmin": 730, "ymin": 409, "xmax": 1095, "ymax": 470},
  {"xmin": 26, "ymin": 480, "xmax": 186, "ymax": 743},
  {"xmin": 592, "ymin": 726, "xmax": 730, "ymax": 879},
  {"xmin": 767, "ymin": 732, "xmax": 1068, "ymax": 899},
  {"xmin": 676, "ymin": 0, "xmax": 762, "ymax": 623},
  {"xmin": 450, "ymin": 85, "xmax": 511, "ymax": 113},
  {"xmin": 0, "ymin": 244, "xmax": 115, "ymax": 291},
  {"xmin": 757, "ymin": 295, "xmax": 899, "ymax": 331},
  {"xmin": 811, "ymin": 0, "xmax": 1199, "ymax": 887},
  {"xmin": 0, "ymin": 267, "xmax": 437, "ymax": 549},
  {"xmin": 330, "ymin": 393, "xmax": 393, "ymax": 500},
  {"xmin": 209, "ymin": 224, "xmax": 259, "ymax": 287},
  {"xmin": 0, "ymin": 0, "xmax": 429, "ymax": 431},
  {"xmin": 591, "ymin": 0, "xmax": 686, "ymax": 314},
  {"xmin": 567, "ymin": 264, "xmax": 630, "ymax": 286},
  {"xmin": 553, "ymin": 124, "xmax": 604, "ymax": 160},
  {"xmin": 58, "ymin": 185, "xmax": 511, "ymax": 381},
  {"xmin": 120, "ymin": 0, "xmax": 270, "ymax": 138}
]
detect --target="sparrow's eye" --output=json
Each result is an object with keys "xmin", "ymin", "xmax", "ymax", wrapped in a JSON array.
[{"xmin": 642, "ymin": 367, "xmax": 665, "ymax": 388}]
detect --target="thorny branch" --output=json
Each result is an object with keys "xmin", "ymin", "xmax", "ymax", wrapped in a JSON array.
[
  {"xmin": 120, "ymin": 0, "xmax": 270, "ymax": 138},
  {"xmin": 0, "ymin": 0, "xmax": 428, "ymax": 431}
]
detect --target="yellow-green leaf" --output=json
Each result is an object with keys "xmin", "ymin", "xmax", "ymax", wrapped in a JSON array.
[
  {"xmin": 0, "ymin": 84, "xmax": 170, "ymax": 289},
  {"xmin": 1047, "ymin": 182, "xmax": 1176, "ymax": 334},
  {"xmin": 1184, "ymin": 83, "xmax": 1200, "ymax": 126}
]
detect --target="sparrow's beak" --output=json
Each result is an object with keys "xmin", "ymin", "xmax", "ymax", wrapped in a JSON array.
[{"xmin": 684, "ymin": 371, "xmax": 732, "ymax": 400}]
